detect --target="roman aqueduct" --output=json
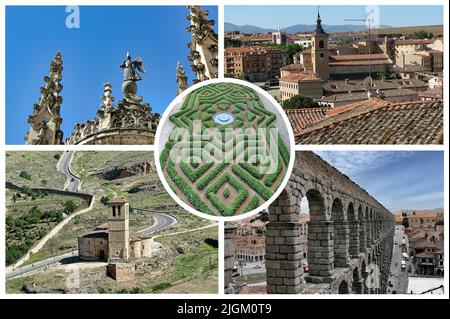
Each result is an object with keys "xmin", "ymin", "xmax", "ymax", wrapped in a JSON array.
[{"xmin": 225, "ymin": 151, "xmax": 396, "ymax": 294}]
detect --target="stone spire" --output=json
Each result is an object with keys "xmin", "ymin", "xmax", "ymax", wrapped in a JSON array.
[
  {"xmin": 97, "ymin": 82, "xmax": 115, "ymax": 129},
  {"xmin": 187, "ymin": 5, "xmax": 218, "ymax": 83},
  {"xmin": 176, "ymin": 62, "xmax": 188, "ymax": 95},
  {"xmin": 25, "ymin": 51, "xmax": 64, "ymax": 145},
  {"xmin": 315, "ymin": 9, "xmax": 327, "ymax": 35}
]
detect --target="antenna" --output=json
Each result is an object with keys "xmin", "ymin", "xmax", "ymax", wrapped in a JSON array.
[{"xmin": 344, "ymin": 17, "xmax": 373, "ymax": 85}]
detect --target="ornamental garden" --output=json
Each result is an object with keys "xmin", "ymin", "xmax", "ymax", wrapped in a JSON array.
[{"xmin": 159, "ymin": 82, "xmax": 291, "ymax": 217}]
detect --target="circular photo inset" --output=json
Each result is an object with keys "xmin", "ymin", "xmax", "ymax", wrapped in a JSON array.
[{"xmin": 155, "ymin": 79, "xmax": 294, "ymax": 221}]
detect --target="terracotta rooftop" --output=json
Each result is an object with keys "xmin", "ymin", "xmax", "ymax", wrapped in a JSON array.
[
  {"xmin": 280, "ymin": 63, "xmax": 304, "ymax": 72},
  {"xmin": 320, "ymin": 89, "xmax": 419, "ymax": 103},
  {"xmin": 225, "ymin": 46, "xmax": 285, "ymax": 55},
  {"xmin": 323, "ymin": 79, "xmax": 428, "ymax": 93},
  {"xmin": 280, "ymin": 72, "xmax": 322, "ymax": 83},
  {"xmin": 395, "ymin": 39, "xmax": 434, "ymax": 46},
  {"xmin": 330, "ymin": 53, "xmax": 389, "ymax": 61},
  {"xmin": 295, "ymin": 99, "xmax": 443, "ymax": 144},
  {"xmin": 419, "ymin": 86, "xmax": 443, "ymax": 99},
  {"xmin": 285, "ymin": 107, "xmax": 329, "ymax": 135}
]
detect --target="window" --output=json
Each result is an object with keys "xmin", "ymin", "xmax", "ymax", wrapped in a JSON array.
[
  {"xmin": 112, "ymin": 206, "xmax": 116, "ymax": 217},
  {"xmin": 320, "ymin": 53, "xmax": 324, "ymax": 58},
  {"xmin": 319, "ymin": 40, "xmax": 324, "ymax": 49},
  {"xmin": 118, "ymin": 205, "xmax": 121, "ymax": 216}
]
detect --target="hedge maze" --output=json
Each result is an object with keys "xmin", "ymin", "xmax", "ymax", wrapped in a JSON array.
[{"xmin": 160, "ymin": 83, "xmax": 290, "ymax": 216}]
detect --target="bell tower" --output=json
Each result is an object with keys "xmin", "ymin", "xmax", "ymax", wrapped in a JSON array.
[
  {"xmin": 108, "ymin": 198, "xmax": 130, "ymax": 261},
  {"xmin": 311, "ymin": 10, "xmax": 329, "ymax": 81}
]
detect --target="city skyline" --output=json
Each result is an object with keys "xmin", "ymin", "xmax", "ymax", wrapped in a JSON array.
[
  {"xmin": 5, "ymin": 6, "xmax": 218, "ymax": 144},
  {"xmin": 225, "ymin": 5, "xmax": 443, "ymax": 29}
]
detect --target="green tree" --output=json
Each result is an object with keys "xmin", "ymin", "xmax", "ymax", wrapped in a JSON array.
[
  {"xmin": 379, "ymin": 64, "xmax": 394, "ymax": 80},
  {"xmin": 282, "ymin": 95, "xmax": 320, "ymax": 109},
  {"xmin": 54, "ymin": 153, "xmax": 61, "ymax": 160},
  {"xmin": 64, "ymin": 200, "xmax": 77, "ymax": 214},
  {"xmin": 224, "ymin": 37, "xmax": 242, "ymax": 48},
  {"xmin": 411, "ymin": 30, "xmax": 433, "ymax": 39},
  {"xmin": 100, "ymin": 196, "xmax": 110, "ymax": 205}
]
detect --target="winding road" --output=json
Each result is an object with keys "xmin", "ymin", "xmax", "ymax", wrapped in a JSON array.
[
  {"xmin": 57, "ymin": 151, "xmax": 81, "ymax": 192},
  {"xmin": 6, "ymin": 210, "xmax": 178, "ymax": 280}
]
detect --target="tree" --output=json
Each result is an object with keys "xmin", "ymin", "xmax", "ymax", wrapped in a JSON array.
[
  {"xmin": 379, "ymin": 64, "xmax": 394, "ymax": 80},
  {"xmin": 100, "ymin": 196, "xmax": 110, "ymax": 205},
  {"xmin": 411, "ymin": 30, "xmax": 433, "ymax": 39},
  {"xmin": 224, "ymin": 37, "xmax": 242, "ymax": 48},
  {"xmin": 64, "ymin": 200, "xmax": 77, "ymax": 214},
  {"xmin": 283, "ymin": 95, "xmax": 320, "ymax": 109},
  {"xmin": 402, "ymin": 217, "xmax": 410, "ymax": 228}
]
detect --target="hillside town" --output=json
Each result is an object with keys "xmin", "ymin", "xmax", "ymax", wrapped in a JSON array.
[{"xmin": 225, "ymin": 11, "xmax": 444, "ymax": 144}]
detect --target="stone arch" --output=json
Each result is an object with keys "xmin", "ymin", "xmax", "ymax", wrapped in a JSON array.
[
  {"xmin": 352, "ymin": 267, "xmax": 362, "ymax": 294},
  {"xmin": 331, "ymin": 198, "xmax": 349, "ymax": 267},
  {"xmin": 338, "ymin": 280, "xmax": 349, "ymax": 294},
  {"xmin": 305, "ymin": 189, "xmax": 334, "ymax": 279},
  {"xmin": 347, "ymin": 202, "xmax": 359, "ymax": 258},
  {"xmin": 358, "ymin": 205, "xmax": 366, "ymax": 253}
]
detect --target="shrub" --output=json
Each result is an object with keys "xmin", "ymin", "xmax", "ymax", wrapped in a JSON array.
[
  {"xmin": 100, "ymin": 196, "xmax": 110, "ymax": 205},
  {"xmin": 53, "ymin": 154, "xmax": 61, "ymax": 160},
  {"xmin": 244, "ymin": 196, "xmax": 260, "ymax": 213},
  {"xmin": 19, "ymin": 170, "xmax": 32, "ymax": 180},
  {"xmin": 128, "ymin": 186, "xmax": 140, "ymax": 194},
  {"xmin": 197, "ymin": 163, "xmax": 228, "ymax": 191},
  {"xmin": 231, "ymin": 165, "xmax": 273, "ymax": 200},
  {"xmin": 64, "ymin": 200, "xmax": 77, "ymax": 214},
  {"xmin": 180, "ymin": 162, "xmax": 214, "ymax": 183},
  {"xmin": 167, "ymin": 161, "xmax": 211, "ymax": 214},
  {"xmin": 41, "ymin": 180, "xmax": 48, "ymax": 186},
  {"xmin": 223, "ymin": 188, "xmax": 230, "ymax": 198},
  {"xmin": 205, "ymin": 173, "xmax": 248, "ymax": 216}
]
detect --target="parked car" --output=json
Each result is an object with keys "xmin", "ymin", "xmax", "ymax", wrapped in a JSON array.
[
  {"xmin": 265, "ymin": 79, "xmax": 279, "ymax": 87},
  {"xmin": 401, "ymin": 260, "xmax": 407, "ymax": 270}
]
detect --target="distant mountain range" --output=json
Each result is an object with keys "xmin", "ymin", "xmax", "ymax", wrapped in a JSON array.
[
  {"xmin": 225, "ymin": 22, "xmax": 391, "ymax": 34},
  {"xmin": 392, "ymin": 208, "xmax": 444, "ymax": 215}
]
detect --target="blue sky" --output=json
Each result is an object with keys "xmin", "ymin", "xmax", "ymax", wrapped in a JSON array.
[
  {"xmin": 225, "ymin": 5, "xmax": 443, "ymax": 28},
  {"xmin": 6, "ymin": 6, "xmax": 218, "ymax": 144},
  {"xmin": 315, "ymin": 151, "xmax": 444, "ymax": 212}
]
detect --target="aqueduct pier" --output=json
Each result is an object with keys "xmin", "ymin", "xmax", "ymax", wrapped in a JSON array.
[{"xmin": 225, "ymin": 151, "xmax": 395, "ymax": 294}]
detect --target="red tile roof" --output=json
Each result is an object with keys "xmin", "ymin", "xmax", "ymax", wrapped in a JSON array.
[
  {"xmin": 295, "ymin": 99, "xmax": 443, "ymax": 144},
  {"xmin": 285, "ymin": 107, "xmax": 329, "ymax": 135},
  {"xmin": 280, "ymin": 72, "xmax": 322, "ymax": 83},
  {"xmin": 280, "ymin": 63, "xmax": 304, "ymax": 72}
]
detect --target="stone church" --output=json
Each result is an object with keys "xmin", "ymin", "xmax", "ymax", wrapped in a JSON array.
[
  {"xmin": 77, "ymin": 198, "xmax": 152, "ymax": 262},
  {"xmin": 25, "ymin": 6, "xmax": 218, "ymax": 145}
]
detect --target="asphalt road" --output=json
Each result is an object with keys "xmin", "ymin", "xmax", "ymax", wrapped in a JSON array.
[
  {"xmin": 387, "ymin": 225, "xmax": 410, "ymax": 294},
  {"xmin": 7, "ymin": 212, "xmax": 177, "ymax": 280},
  {"xmin": 6, "ymin": 250, "xmax": 78, "ymax": 280},
  {"xmin": 134, "ymin": 211, "xmax": 178, "ymax": 236},
  {"xmin": 57, "ymin": 151, "xmax": 81, "ymax": 192}
]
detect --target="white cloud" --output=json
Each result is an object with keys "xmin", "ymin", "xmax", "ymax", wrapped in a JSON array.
[{"xmin": 314, "ymin": 151, "xmax": 414, "ymax": 176}]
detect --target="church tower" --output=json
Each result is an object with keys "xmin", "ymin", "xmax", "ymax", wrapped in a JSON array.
[
  {"xmin": 108, "ymin": 198, "xmax": 130, "ymax": 261},
  {"xmin": 25, "ymin": 51, "xmax": 64, "ymax": 145},
  {"xmin": 311, "ymin": 11, "xmax": 329, "ymax": 81}
]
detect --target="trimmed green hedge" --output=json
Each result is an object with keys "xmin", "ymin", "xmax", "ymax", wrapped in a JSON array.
[
  {"xmin": 205, "ymin": 173, "xmax": 248, "ymax": 216},
  {"xmin": 244, "ymin": 195, "xmax": 260, "ymax": 213},
  {"xmin": 180, "ymin": 162, "xmax": 214, "ymax": 183},
  {"xmin": 231, "ymin": 164, "xmax": 273, "ymax": 200},
  {"xmin": 167, "ymin": 161, "xmax": 211, "ymax": 214},
  {"xmin": 197, "ymin": 162, "xmax": 228, "ymax": 191}
]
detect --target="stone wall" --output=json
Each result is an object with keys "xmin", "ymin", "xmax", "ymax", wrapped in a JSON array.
[{"xmin": 106, "ymin": 262, "xmax": 135, "ymax": 281}]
